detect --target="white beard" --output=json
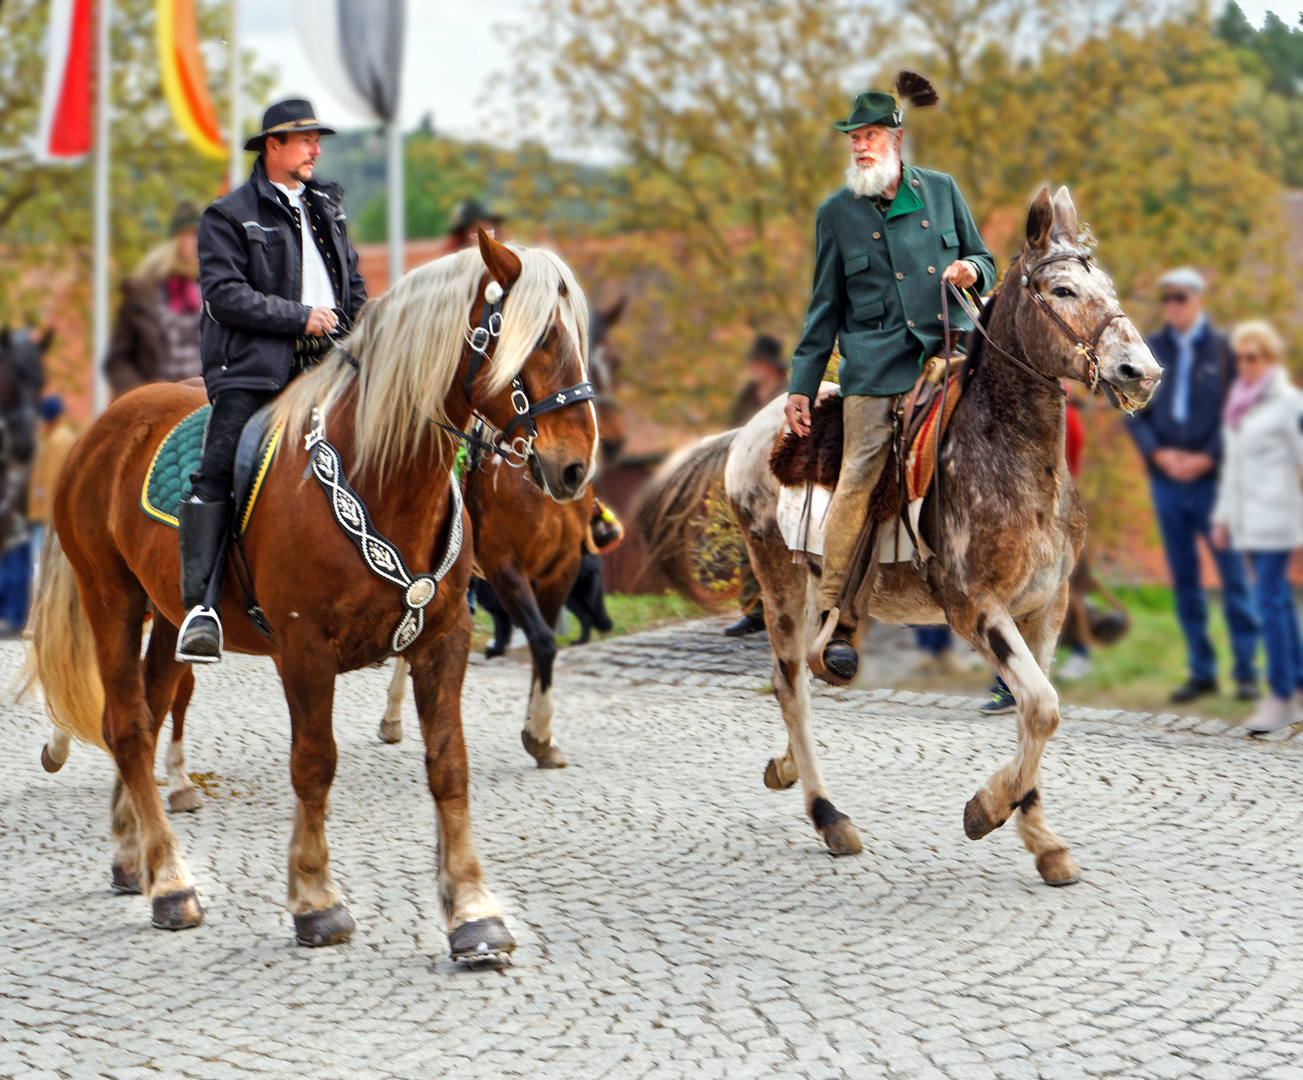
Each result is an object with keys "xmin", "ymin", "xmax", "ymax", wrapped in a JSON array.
[{"xmin": 845, "ymin": 143, "xmax": 901, "ymax": 198}]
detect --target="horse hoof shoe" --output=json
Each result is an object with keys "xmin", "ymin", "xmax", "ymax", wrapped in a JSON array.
[
  {"xmin": 763, "ymin": 758, "xmax": 795, "ymax": 790},
  {"xmin": 167, "ymin": 788, "xmax": 202, "ymax": 813},
  {"xmin": 522, "ymin": 731, "xmax": 566, "ymax": 768},
  {"xmin": 294, "ymin": 903, "xmax": 356, "ymax": 947},
  {"xmin": 40, "ymin": 745, "xmax": 65, "ymax": 773},
  {"xmin": 110, "ymin": 864, "xmax": 141, "ymax": 895},
  {"xmin": 377, "ymin": 720, "xmax": 403, "ymax": 744},
  {"xmin": 963, "ymin": 793, "xmax": 1001, "ymax": 840},
  {"xmin": 151, "ymin": 888, "xmax": 204, "ymax": 930},
  {"xmin": 448, "ymin": 917, "xmax": 516, "ymax": 966},
  {"xmin": 822, "ymin": 818, "xmax": 863, "ymax": 856},
  {"xmin": 1036, "ymin": 849, "xmax": 1080, "ymax": 886}
]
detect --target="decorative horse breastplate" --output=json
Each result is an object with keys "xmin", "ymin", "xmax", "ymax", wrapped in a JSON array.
[{"xmin": 305, "ymin": 408, "xmax": 464, "ymax": 654}]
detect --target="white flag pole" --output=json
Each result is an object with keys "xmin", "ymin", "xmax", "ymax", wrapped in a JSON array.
[
  {"xmin": 228, "ymin": 0, "xmax": 241, "ymax": 190},
  {"xmin": 386, "ymin": 118, "xmax": 403, "ymax": 288},
  {"xmin": 91, "ymin": 0, "xmax": 111, "ymax": 416}
]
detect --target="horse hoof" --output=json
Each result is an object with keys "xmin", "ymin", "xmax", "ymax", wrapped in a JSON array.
[
  {"xmin": 40, "ymin": 744, "xmax": 65, "ymax": 773},
  {"xmin": 167, "ymin": 787, "xmax": 201, "ymax": 813},
  {"xmin": 110, "ymin": 864, "xmax": 141, "ymax": 895},
  {"xmin": 1036, "ymin": 849, "xmax": 1080, "ymax": 886},
  {"xmin": 378, "ymin": 719, "xmax": 403, "ymax": 744},
  {"xmin": 294, "ymin": 903, "xmax": 356, "ymax": 947},
  {"xmin": 448, "ymin": 917, "xmax": 516, "ymax": 966},
  {"xmin": 963, "ymin": 792, "xmax": 1005, "ymax": 841},
  {"xmin": 522, "ymin": 731, "xmax": 567, "ymax": 768},
  {"xmin": 151, "ymin": 888, "xmax": 204, "ymax": 930},
  {"xmin": 763, "ymin": 758, "xmax": 796, "ymax": 790},
  {"xmin": 822, "ymin": 817, "xmax": 863, "ymax": 856}
]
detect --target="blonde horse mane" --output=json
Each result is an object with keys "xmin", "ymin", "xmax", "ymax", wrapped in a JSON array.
[{"xmin": 271, "ymin": 242, "xmax": 589, "ymax": 481}]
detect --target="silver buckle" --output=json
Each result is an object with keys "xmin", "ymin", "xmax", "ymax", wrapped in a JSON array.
[
  {"xmin": 511, "ymin": 388, "xmax": 530, "ymax": 415},
  {"xmin": 468, "ymin": 326, "xmax": 491, "ymax": 352},
  {"xmin": 488, "ymin": 311, "xmax": 503, "ymax": 336}
]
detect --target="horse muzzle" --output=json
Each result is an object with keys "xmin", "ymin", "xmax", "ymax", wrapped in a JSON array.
[{"xmin": 1098, "ymin": 347, "xmax": 1162, "ymax": 413}]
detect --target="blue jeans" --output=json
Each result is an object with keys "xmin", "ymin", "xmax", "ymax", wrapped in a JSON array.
[
  {"xmin": 1247, "ymin": 552, "xmax": 1303, "ymax": 700},
  {"xmin": 0, "ymin": 541, "xmax": 32, "ymax": 628},
  {"xmin": 1150, "ymin": 473, "xmax": 1259, "ymax": 684},
  {"xmin": 914, "ymin": 625, "xmax": 952, "ymax": 656}
]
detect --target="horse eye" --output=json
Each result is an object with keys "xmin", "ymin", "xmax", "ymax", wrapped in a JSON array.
[{"xmin": 1052, "ymin": 286, "xmax": 1075, "ymax": 298}]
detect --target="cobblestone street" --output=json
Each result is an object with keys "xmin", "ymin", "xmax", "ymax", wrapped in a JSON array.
[{"xmin": 3, "ymin": 620, "xmax": 1303, "ymax": 1079}]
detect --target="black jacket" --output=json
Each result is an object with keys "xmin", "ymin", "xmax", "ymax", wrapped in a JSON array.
[
  {"xmin": 1126, "ymin": 320, "xmax": 1232, "ymax": 475},
  {"xmin": 197, "ymin": 158, "xmax": 366, "ymax": 395}
]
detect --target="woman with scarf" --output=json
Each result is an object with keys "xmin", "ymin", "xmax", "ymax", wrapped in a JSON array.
[
  {"xmin": 1212, "ymin": 320, "xmax": 1303, "ymax": 733},
  {"xmin": 104, "ymin": 202, "xmax": 204, "ymax": 396}
]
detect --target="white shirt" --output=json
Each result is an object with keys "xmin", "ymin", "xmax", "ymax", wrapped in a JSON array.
[{"xmin": 272, "ymin": 181, "xmax": 337, "ymax": 310}]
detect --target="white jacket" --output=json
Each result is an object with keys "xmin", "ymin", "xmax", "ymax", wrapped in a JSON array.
[{"xmin": 1212, "ymin": 365, "xmax": 1303, "ymax": 551}]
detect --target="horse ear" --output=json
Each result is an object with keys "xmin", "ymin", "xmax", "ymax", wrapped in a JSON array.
[
  {"xmin": 38, "ymin": 327, "xmax": 55, "ymax": 352},
  {"xmin": 1026, "ymin": 187, "xmax": 1053, "ymax": 251},
  {"xmin": 478, "ymin": 228, "xmax": 523, "ymax": 290},
  {"xmin": 601, "ymin": 295, "xmax": 627, "ymax": 328},
  {"xmin": 1050, "ymin": 185, "xmax": 1079, "ymax": 244}
]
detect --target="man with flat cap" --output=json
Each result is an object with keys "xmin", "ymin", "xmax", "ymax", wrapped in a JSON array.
[
  {"xmin": 784, "ymin": 73, "xmax": 995, "ymax": 683},
  {"xmin": 177, "ymin": 99, "xmax": 367, "ymax": 663}
]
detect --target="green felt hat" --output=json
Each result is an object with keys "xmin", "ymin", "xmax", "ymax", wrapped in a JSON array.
[
  {"xmin": 834, "ymin": 91, "xmax": 903, "ymax": 132},
  {"xmin": 833, "ymin": 73, "xmax": 938, "ymax": 133}
]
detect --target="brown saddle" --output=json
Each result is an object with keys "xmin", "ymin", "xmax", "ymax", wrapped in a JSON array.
[{"xmin": 769, "ymin": 353, "xmax": 966, "ymax": 510}]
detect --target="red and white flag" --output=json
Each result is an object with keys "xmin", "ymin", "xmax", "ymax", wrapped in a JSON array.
[{"xmin": 35, "ymin": 0, "xmax": 94, "ymax": 162}]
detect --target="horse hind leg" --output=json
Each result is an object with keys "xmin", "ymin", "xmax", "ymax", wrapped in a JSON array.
[
  {"xmin": 165, "ymin": 668, "xmax": 201, "ymax": 813},
  {"xmin": 378, "ymin": 657, "xmax": 408, "ymax": 744},
  {"xmin": 747, "ymin": 515, "xmax": 861, "ymax": 856},
  {"xmin": 956, "ymin": 592, "xmax": 1079, "ymax": 886},
  {"xmin": 496, "ymin": 567, "xmax": 566, "ymax": 768}
]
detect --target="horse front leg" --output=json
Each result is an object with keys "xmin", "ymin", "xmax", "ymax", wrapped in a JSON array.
[
  {"xmin": 493, "ymin": 566, "xmax": 566, "ymax": 768},
  {"xmin": 409, "ymin": 619, "xmax": 515, "ymax": 963},
  {"xmin": 165, "ymin": 667, "xmax": 201, "ymax": 813},
  {"xmin": 953, "ymin": 588, "xmax": 1079, "ymax": 886},
  {"xmin": 378, "ymin": 657, "xmax": 409, "ymax": 744},
  {"xmin": 279, "ymin": 647, "xmax": 354, "ymax": 946}
]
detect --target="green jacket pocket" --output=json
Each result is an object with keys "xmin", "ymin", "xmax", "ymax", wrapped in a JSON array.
[
  {"xmin": 853, "ymin": 299, "xmax": 885, "ymax": 322},
  {"xmin": 843, "ymin": 253, "xmax": 870, "ymax": 276},
  {"xmin": 942, "ymin": 229, "xmax": 959, "ymax": 249}
]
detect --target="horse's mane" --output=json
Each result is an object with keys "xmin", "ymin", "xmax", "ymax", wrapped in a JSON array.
[{"xmin": 271, "ymin": 242, "xmax": 589, "ymax": 481}]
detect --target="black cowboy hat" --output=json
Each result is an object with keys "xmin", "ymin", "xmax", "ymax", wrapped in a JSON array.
[
  {"xmin": 243, "ymin": 99, "xmax": 336, "ymax": 152},
  {"xmin": 449, "ymin": 198, "xmax": 505, "ymax": 235},
  {"xmin": 748, "ymin": 333, "xmax": 788, "ymax": 369}
]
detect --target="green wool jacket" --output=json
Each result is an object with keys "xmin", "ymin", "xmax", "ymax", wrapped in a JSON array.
[{"xmin": 789, "ymin": 165, "xmax": 996, "ymax": 400}]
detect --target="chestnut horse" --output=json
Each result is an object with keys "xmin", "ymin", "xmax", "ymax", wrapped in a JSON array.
[
  {"xmin": 377, "ymin": 295, "xmax": 628, "ymax": 758},
  {"xmin": 638, "ymin": 188, "xmax": 1160, "ymax": 884},
  {"xmin": 26, "ymin": 232, "xmax": 597, "ymax": 960}
]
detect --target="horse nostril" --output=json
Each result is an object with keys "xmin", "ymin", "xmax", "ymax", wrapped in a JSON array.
[
  {"xmin": 1116, "ymin": 363, "xmax": 1142, "ymax": 382},
  {"xmin": 562, "ymin": 461, "xmax": 587, "ymax": 494}
]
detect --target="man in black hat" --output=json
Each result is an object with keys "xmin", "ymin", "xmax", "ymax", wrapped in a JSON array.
[
  {"xmin": 724, "ymin": 334, "xmax": 788, "ymax": 637},
  {"xmin": 177, "ymin": 99, "xmax": 367, "ymax": 663},
  {"xmin": 437, "ymin": 197, "xmax": 505, "ymax": 257}
]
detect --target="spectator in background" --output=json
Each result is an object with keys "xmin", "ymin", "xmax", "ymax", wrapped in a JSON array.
[
  {"xmin": 104, "ymin": 202, "xmax": 204, "ymax": 397},
  {"xmin": 1127, "ymin": 267, "xmax": 1259, "ymax": 704},
  {"xmin": 724, "ymin": 335, "xmax": 788, "ymax": 637},
  {"xmin": 1211, "ymin": 321, "xmax": 1303, "ymax": 734},
  {"xmin": 27, "ymin": 395, "xmax": 78, "ymax": 585},
  {"xmin": 436, "ymin": 198, "xmax": 505, "ymax": 258}
]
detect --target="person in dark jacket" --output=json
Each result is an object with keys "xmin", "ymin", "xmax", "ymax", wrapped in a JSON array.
[
  {"xmin": 178, "ymin": 99, "xmax": 367, "ymax": 663},
  {"xmin": 1126, "ymin": 267, "xmax": 1259, "ymax": 703},
  {"xmin": 104, "ymin": 202, "xmax": 204, "ymax": 396}
]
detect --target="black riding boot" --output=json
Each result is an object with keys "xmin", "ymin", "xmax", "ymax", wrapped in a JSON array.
[{"xmin": 176, "ymin": 499, "xmax": 232, "ymax": 664}]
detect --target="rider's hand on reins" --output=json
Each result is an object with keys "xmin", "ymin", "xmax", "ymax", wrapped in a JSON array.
[
  {"xmin": 941, "ymin": 260, "xmax": 978, "ymax": 289},
  {"xmin": 785, "ymin": 394, "xmax": 812, "ymax": 437},
  {"xmin": 305, "ymin": 307, "xmax": 338, "ymax": 337}
]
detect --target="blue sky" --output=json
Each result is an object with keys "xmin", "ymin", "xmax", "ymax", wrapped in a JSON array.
[{"xmin": 241, "ymin": 1, "xmax": 1303, "ymax": 140}]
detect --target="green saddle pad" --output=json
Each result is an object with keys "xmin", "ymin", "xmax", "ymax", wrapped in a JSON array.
[{"xmin": 141, "ymin": 405, "xmax": 281, "ymax": 535}]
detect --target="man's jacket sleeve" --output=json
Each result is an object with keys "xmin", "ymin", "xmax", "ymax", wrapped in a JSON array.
[
  {"xmin": 788, "ymin": 209, "xmax": 843, "ymax": 400},
  {"xmin": 950, "ymin": 178, "xmax": 995, "ymax": 295},
  {"xmin": 198, "ymin": 209, "xmax": 311, "ymax": 335}
]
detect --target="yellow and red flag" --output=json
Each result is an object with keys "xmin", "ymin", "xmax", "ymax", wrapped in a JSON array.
[{"xmin": 157, "ymin": 0, "xmax": 224, "ymax": 159}]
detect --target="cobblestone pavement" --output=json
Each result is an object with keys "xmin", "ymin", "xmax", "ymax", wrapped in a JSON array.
[{"xmin": 3, "ymin": 621, "xmax": 1303, "ymax": 1080}]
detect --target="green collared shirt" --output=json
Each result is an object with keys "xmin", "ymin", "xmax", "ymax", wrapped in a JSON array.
[{"xmin": 789, "ymin": 165, "xmax": 995, "ymax": 400}]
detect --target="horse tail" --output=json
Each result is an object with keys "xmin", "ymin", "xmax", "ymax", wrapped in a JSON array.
[
  {"xmin": 634, "ymin": 429, "xmax": 739, "ymax": 605},
  {"xmin": 21, "ymin": 531, "xmax": 106, "ymax": 754}
]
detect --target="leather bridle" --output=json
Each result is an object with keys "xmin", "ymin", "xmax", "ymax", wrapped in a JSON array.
[{"xmin": 942, "ymin": 249, "xmax": 1126, "ymax": 396}]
